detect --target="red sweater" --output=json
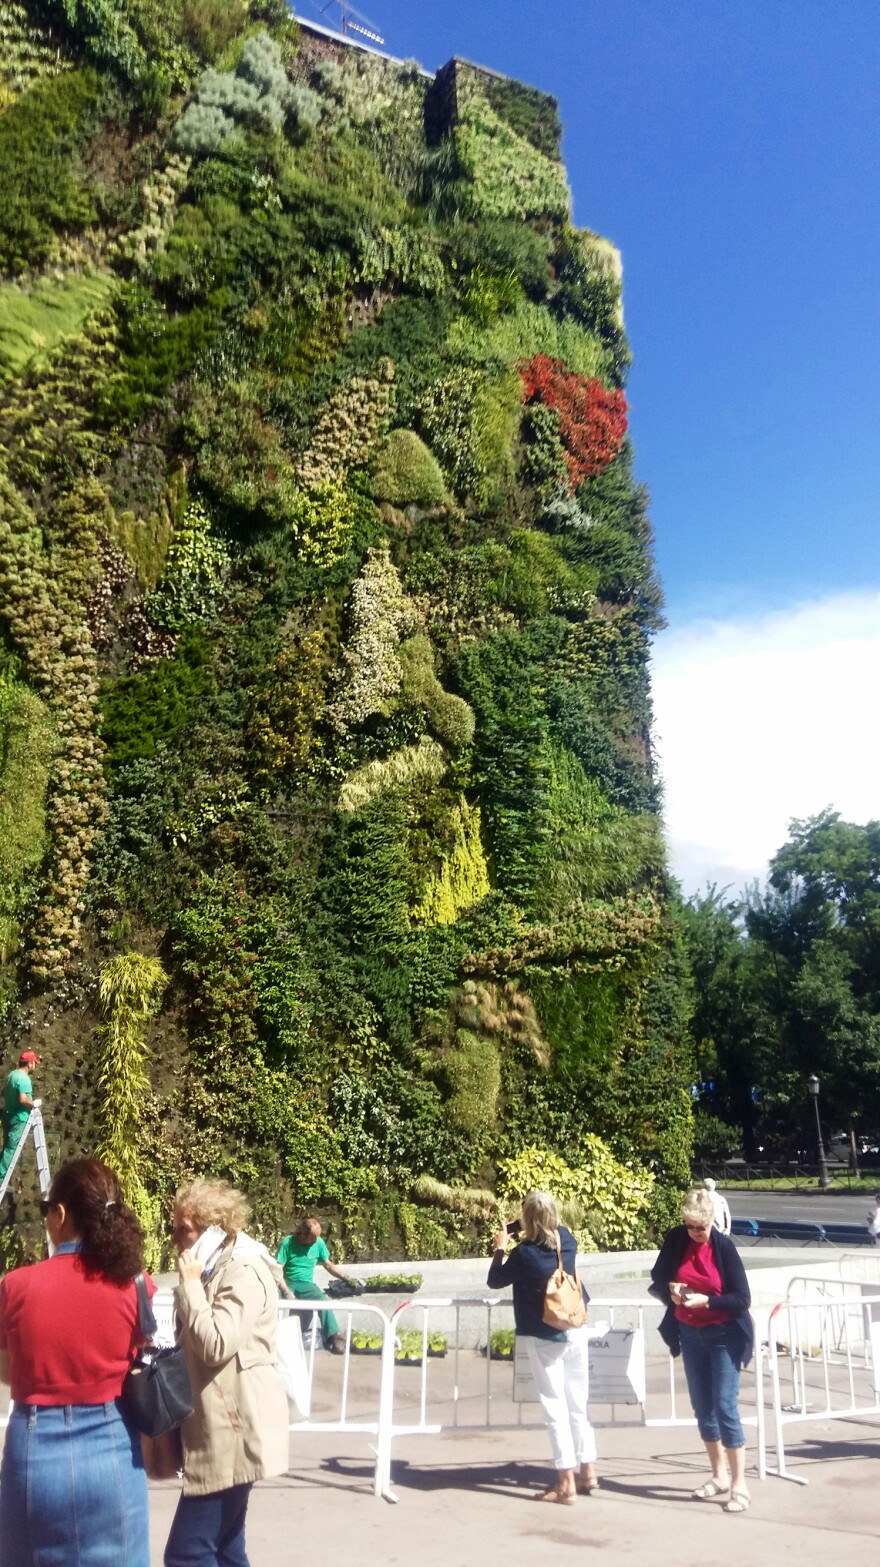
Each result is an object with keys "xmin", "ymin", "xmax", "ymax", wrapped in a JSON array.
[
  {"xmin": 674, "ymin": 1239, "xmax": 731, "ymax": 1327},
  {"xmin": 0, "ymin": 1251, "xmax": 156, "ymax": 1405}
]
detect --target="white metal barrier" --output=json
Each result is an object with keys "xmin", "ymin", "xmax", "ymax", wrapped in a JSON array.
[
  {"xmin": 14, "ymin": 1286, "xmax": 880, "ymax": 1497},
  {"xmin": 765, "ymin": 1290, "xmax": 880, "ymax": 1483},
  {"xmin": 153, "ymin": 1290, "xmax": 395, "ymax": 1498},
  {"xmin": 375, "ymin": 1295, "xmax": 768, "ymax": 1500}
]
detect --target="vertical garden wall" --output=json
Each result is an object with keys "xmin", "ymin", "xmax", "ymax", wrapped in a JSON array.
[{"xmin": 0, "ymin": 0, "xmax": 693, "ymax": 1263}]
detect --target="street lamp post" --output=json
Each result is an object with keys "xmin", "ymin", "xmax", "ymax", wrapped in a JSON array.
[{"xmin": 807, "ymin": 1074, "xmax": 831, "ymax": 1191}]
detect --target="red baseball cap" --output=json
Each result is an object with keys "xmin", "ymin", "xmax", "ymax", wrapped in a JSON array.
[{"xmin": 19, "ymin": 1051, "xmax": 41, "ymax": 1066}]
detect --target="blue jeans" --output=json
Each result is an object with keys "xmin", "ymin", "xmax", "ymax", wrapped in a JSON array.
[
  {"xmin": 164, "ymin": 1484, "xmax": 253, "ymax": 1567},
  {"xmin": 678, "ymin": 1320, "xmax": 745, "ymax": 1448},
  {"xmin": 0, "ymin": 1401, "xmax": 149, "ymax": 1567}
]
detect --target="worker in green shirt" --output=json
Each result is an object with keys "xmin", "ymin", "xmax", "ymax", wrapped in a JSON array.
[
  {"xmin": 0, "ymin": 1049, "xmax": 41, "ymax": 1183},
  {"xmin": 276, "ymin": 1217, "xmax": 347, "ymax": 1353}
]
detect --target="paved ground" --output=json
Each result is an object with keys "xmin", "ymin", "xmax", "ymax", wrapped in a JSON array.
[
  {"xmin": 147, "ymin": 1412, "xmax": 880, "ymax": 1567},
  {"xmin": 143, "ymin": 1260, "xmax": 880, "ymax": 1567}
]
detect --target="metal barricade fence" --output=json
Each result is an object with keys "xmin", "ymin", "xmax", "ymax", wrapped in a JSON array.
[
  {"xmin": 765, "ymin": 1290, "xmax": 880, "ymax": 1483},
  {"xmin": 0, "ymin": 1291, "xmax": 767, "ymax": 1499},
  {"xmin": 150, "ymin": 1292, "xmax": 398, "ymax": 1498},
  {"xmin": 375, "ymin": 1295, "xmax": 768, "ymax": 1500}
]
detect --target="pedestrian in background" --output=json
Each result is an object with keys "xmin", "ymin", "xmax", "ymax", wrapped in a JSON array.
[
  {"xmin": 703, "ymin": 1178, "xmax": 732, "ymax": 1235},
  {"xmin": 0, "ymin": 1156, "xmax": 154, "ymax": 1567},
  {"xmin": 650, "ymin": 1186, "xmax": 752, "ymax": 1513},
  {"xmin": 488, "ymin": 1190, "xmax": 597, "ymax": 1504},
  {"xmin": 866, "ymin": 1192, "xmax": 880, "ymax": 1243},
  {"xmin": 166, "ymin": 1179, "xmax": 289, "ymax": 1567}
]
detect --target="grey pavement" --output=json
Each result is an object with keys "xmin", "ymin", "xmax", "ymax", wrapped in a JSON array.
[
  {"xmin": 143, "ymin": 1245, "xmax": 880, "ymax": 1565},
  {"xmin": 147, "ymin": 1414, "xmax": 880, "ymax": 1566}
]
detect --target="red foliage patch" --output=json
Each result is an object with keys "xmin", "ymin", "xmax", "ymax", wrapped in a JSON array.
[{"xmin": 520, "ymin": 354, "xmax": 627, "ymax": 489}]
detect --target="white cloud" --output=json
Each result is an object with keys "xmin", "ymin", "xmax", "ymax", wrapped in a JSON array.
[{"xmin": 651, "ymin": 591, "xmax": 880, "ymax": 896}]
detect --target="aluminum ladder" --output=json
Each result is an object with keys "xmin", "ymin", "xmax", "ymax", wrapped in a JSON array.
[{"xmin": 0, "ymin": 1103, "xmax": 51, "ymax": 1205}]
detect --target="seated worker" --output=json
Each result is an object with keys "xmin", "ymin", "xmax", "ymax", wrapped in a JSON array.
[{"xmin": 277, "ymin": 1217, "xmax": 347, "ymax": 1353}]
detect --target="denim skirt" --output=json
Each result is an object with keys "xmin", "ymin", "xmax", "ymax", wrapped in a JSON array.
[{"xmin": 0, "ymin": 1401, "xmax": 149, "ymax": 1567}]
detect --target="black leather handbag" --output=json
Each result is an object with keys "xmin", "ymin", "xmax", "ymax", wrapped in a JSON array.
[{"xmin": 121, "ymin": 1274, "xmax": 194, "ymax": 1438}]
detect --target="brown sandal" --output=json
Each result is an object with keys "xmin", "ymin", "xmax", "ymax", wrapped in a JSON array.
[{"xmin": 535, "ymin": 1486, "xmax": 576, "ymax": 1505}]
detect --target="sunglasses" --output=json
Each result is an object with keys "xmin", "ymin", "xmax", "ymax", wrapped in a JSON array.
[{"xmin": 39, "ymin": 1199, "xmax": 55, "ymax": 1218}]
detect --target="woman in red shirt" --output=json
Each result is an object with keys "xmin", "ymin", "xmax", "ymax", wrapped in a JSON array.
[
  {"xmin": 0, "ymin": 1157, "xmax": 155, "ymax": 1566},
  {"xmin": 649, "ymin": 1187, "xmax": 753, "ymax": 1514}
]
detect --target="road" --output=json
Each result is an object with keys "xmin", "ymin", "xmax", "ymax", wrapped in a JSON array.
[{"xmin": 724, "ymin": 1186, "xmax": 877, "ymax": 1224}]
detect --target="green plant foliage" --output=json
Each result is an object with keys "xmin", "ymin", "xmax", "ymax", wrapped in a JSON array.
[
  {"xmin": 100, "ymin": 630, "xmax": 213, "ymax": 770},
  {"xmin": 180, "ymin": 0, "xmax": 250, "ymax": 62},
  {"xmin": 397, "ymin": 636, "xmax": 474, "ymax": 750},
  {"xmin": 452, "ymin": 631, "xmax": 553, "ymax": 907},
  {"xmin": 144, "ymin": 498, "xmax": 230, "ymax": 629},
  {"xmin": 449, "ymin": 218, "xmax": 551, "ymax": 301},
  {"xmin": 0, "ymin": 271, "xmax": 115, "ymax": 382},
  {"xmin": 338, "ymin": 736, "xmax": 447, "ymax": 816},
  {"xmin": 497, "ymin": 1141, "xmax": 653, "ymax": 1251},
  {"xmin": 0, "ymin": 676, "xmax": 57, "ymax": 961},
  {"xmin": 173, "ymin": 32, "xmax": 319, "ymax": 154},
  {"xmin": 487, "ymin": 1327, "xmax": 515, "ymax": 1358},
  {"xmin": 96, "ymin": 950, "xmax": 167, "ymax": 1203},
  {"xmin": 0, "ymin": 6, "xmax": 689, "ymax": 1258},
  {"xmin": 370, "ymin": 429, "xmax": 447, "ymax": 507},
  {"xmin": 449, "ymin": 298, "xmax": 610, "ymax": 383},
  {"xmin": 435, "ymin": 98, "xmax": 570, "ymax": 224},
  {"xmin": 533, "ymin": 741, "xmax": 664, "ymax": 917},
  {"xmin": 418, "ymin": 365, "xmax": 521, "ymax": 508},
  {"xmin": 0, "ymin": 3, "xmax": 73, "ymax": 107},
  {"xmin": 395, "ymin": 1201, "xmax": 459, "ymax": 1260},
  {"xmin": 314, "ymin": 52, "xmax": 428, "ymax": 200},
  {"xmin": 0, "ymin": 68, "xmax": 104, "ymax": 274},
  {"xmin": 40, "ymin": 0, "xmax": 149, "ymax": 82},
  {"xmin": 551, "ymin": 226, "xmax": 631, "ymax": 386},
  {"xmin": 394, "ymin": 1327, "xmax": 446, "ymax": 1360},
  {"xmin": 186, "ymin": 375, "xmax": 299, "ymax": 520},
  {"xmin": 478, "ymin": 76, "xmax": 562, "ymax": 161},
  {"xmin": 338, "ymin": 295, "xmax": 455, "ymax": 425},
  {"xmin": 329, "ymin": 546, "xmax": 417, "ymax": 732},
  {"xmin": 363, "ymin": 1271, "xmax": 423, "ymax": 1291},
  {"xmin": 411, "ymin": 801, "xmax": 490, "ymax": 927},
  {"xmin": 411, "ymin": 1173, "xmax": 496, "ymax": 1218}
]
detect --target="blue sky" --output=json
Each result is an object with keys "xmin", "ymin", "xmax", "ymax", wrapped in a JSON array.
[{"xmin": 300, "ymin": 0, "xmax": 880, "ymax": 889}]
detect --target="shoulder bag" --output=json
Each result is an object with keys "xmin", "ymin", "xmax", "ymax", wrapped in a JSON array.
[
  {"xmin": 542, "ymin": 1234, "xmax": 587, "ymax": 1330},
  {"xmin": 121, "ymin": 1274, "xmax": 194, "ymax": 1438}
]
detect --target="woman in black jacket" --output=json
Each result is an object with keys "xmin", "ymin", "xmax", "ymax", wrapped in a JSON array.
[
  {"xmin": 649, "ymin": 1187, "xmax": 752, "ymax": 1513},
  {"xmin": 488, "ymin": 1190, "xmax": 596, "ymax": 1504}
]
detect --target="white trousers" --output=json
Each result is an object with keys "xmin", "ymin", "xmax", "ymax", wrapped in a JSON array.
[{"xmin": 523, "ymin": 1329, "xmax": 598, "ymax": 1471}]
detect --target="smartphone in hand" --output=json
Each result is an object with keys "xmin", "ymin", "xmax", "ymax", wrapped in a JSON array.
[
  {"xmin": 506, "ymin": 1219, "xmax": 522, "ymax": 1237},
  {"xmin": 190, "ymin": 1225, "xmax": 227, "ymax": 1266}
]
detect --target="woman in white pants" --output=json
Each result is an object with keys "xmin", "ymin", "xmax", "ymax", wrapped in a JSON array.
[{"xmin": 488, "ymin": 1190, "xmax": 597, "ymax": 1504}]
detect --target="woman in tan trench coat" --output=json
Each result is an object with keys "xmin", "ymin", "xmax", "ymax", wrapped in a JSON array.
[{"xmin": 166, "ymin": 1179, "xmax": 289, "ymax": 1567}]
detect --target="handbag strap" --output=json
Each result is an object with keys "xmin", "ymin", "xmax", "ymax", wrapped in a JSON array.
[
  {"xmin": 134, "ymin": 1272, "xmax": 158, "ymax": 1339},
  {"xmin": 554, "ymin": 1230, "xmax": 578, "ymax": 1282}
]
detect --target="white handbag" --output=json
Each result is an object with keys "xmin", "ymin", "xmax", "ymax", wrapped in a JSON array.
[{"xmin": 276, "ymin": 1311, "xmax": 310, "ymax": 1417}]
